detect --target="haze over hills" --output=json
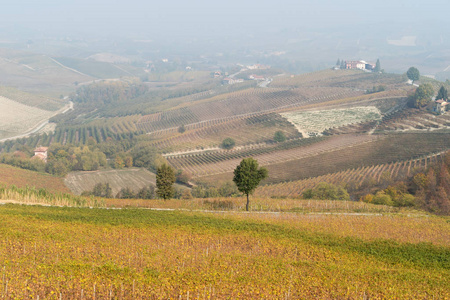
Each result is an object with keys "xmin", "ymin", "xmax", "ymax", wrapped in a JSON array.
[
  {"xmin": 1, "ymin": 0, "xmax": 450, "ymax": 77},
  {"xmin": 0, "ymin": 1, "xmax": 449, "ymax": 298}
]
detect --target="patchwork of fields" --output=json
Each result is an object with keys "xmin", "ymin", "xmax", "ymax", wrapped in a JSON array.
[
  {"xmin": 0, "ymin": 62, "xmax": 449, "ymax": 299},
  {"xmin": 281, "ymin": 106, "xmax": 382, "ymax": 137}
]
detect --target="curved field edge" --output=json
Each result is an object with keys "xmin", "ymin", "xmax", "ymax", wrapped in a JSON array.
[{"xmin": 0, "ymin": 204, "xmax": 448, "ymax": 298}]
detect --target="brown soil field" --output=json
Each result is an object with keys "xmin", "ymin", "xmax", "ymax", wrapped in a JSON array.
[
  {"xmin": 197, "ymin": 132, "xmax": 450, "ymax": 185},
  {"xmin": 0, "ymin": 164, "xmax": 70, "ymax": 193}
]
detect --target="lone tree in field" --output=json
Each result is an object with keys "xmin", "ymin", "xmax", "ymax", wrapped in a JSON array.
[
  {"xmin": 436, "ymin": 86, "xmax": 448, "ymax": 100},
  {"xmin": 233, "ymin": 158, "xmax": 268, "ymax": 211},
  {"xmin": 178, "ymin": 124, "xmax": 186, "ymax": 133},
  {"xmin": 156, "ymin": 163, "xmax": 176, "ymax": 199},
  {"xmin": 407, "ymin": 67, "xmax": 420, "ymax": 83},
  {"xmin": 221, "ymin": 137, "xmax": 236, "ymax": 150},
  {"xmin": 273, "ymin": 131, "xmax": 286, "ymax": 143}
]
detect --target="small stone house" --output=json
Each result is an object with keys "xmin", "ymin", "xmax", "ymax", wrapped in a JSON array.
[
  {"xmin": 33, "ymin": 147, "xmax": 48, "ymax": 162},
  {"xmin": 432, "ymin": 99, "xmax": 449, "ymax": 114}
]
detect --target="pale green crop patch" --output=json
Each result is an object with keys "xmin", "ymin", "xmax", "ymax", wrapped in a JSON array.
[{"xmin": 281, "ymin": 106, "xmax": 382, "ymax": 137}]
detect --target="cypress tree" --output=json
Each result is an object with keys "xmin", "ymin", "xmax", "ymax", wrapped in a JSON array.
[
  {"xmin": 156, "ymin": 164, "xmax": 176, "ymax": 200},
  {"xmin": 436, "ymin": 86, "xmax": 448, "ymax": 100}
]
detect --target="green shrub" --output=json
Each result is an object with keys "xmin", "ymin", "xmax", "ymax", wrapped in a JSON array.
[
  {"xmin": 302, "ymin": 182, "xmax": 350, "ymax": 200},
  {"xmin": 372, "ymin": 191, "xmax": 393, "ymax": 206},
  {"xmin": 221, "ymin": 138, "xmax": 236, "ymax": 150}
]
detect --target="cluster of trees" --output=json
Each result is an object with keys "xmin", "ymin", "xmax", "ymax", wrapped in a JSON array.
[
  {"xmin": 0, "ymin": 151, "xmax": 46, "ymax": 173},
  {"xmin": 360, "ymin": 183, "xmax": 415, "ymax": 207},
  {"xmin": 220, "ymin": 131, "xmax": 287, "ymax": 150},
  {"xmin": 302, "ymin": 182, "xmax": 350, "ymax": 200},
  {"xmin": 46, "ymin": 144, "xmax": 108, "ymax": 176},
  {"xmin": 336, "ymin": 59, "xmax": 346, "ymax": 70},
  {"xmin": 361, "ymin": 152, "xmax": 450, "ymax": 215},
  {"xmin": 191, "ymin": 182, "xmax": 240, "ymax": 198},
  {"xmin": 408, "ymin": 83, "xmax": 434, "ymax": 108},
  {"xmin": 0, "ymin": 144, "xmax": 108, "ymax": 176},
  {"xmin": 73, "ymin": 80, "xmax": 148, "ymax": 105},
  {"xmin": 365, "ymin": 85, "xmax": 386, "ymax": 94},
  {"xmin": 81, "ymin": 183, "xmax": 156, "ymax": 200},
  {"xmin": 0, "ymin": 135, "xmax": 168, "ymax": 179}
]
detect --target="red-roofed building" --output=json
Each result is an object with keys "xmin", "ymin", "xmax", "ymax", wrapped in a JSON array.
[
  {"xmin": 33, "ymin": 147, "xmax": 48, "ymax": 162},
  {"xmin": 345, "ymin": 61, "xmax": 366, "ymax": 70},
  {"xmin": 249, "ymin": 74, "xmax": 265, "ymax": 80},
  {"xmin": 433, "ymin": 99, "xmax": 449, "ymax": 114}
]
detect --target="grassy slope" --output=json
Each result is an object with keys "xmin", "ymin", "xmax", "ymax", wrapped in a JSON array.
[
  {"xmin": 0, "ymin": 204, "xmax": 448, "ymax": 298},
  {"xmin": 0, "ymin": 86, "xmax": 66, "ymax": 111},
  {"xmin": 0, "ymin": 163, "xmax": 70, "ymax": 193},
  {"xmin": 0, "ymin": 48, "xmax": 93, "ymax": 95},
  {"xmin": 52, "ymin": 57, "xmax": 146, "ymax": 79}
]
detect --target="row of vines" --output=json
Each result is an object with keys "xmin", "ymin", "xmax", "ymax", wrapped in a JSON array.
[{"xmin": 255, "ymin": 152, "xmax": 446, "ymax": 198}]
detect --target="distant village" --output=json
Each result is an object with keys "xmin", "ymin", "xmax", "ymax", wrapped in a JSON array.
[{"xmin": 214, "ymin": 64, "xmax": 272, "ymax": 85}]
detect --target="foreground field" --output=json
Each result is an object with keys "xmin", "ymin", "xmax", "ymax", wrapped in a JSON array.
[{"xmin": 0, "ymin": 204, "xmax": 448, "ymax": 299}]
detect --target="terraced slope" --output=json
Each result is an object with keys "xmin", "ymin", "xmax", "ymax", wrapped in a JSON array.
[
  {"xmin": 255, "ymin": 152, "xmax": 446, "ymax": 198},
  {"xmin": 197, "ymin": 132, "xmax": 450, "ymax": 185},
  {"xmin": 137, "ymin": 87, "xmax": 364, "ymax": 134},
  {"xmin": 171, "ymin": 134, "xmax": 378, "ymax": 178}
]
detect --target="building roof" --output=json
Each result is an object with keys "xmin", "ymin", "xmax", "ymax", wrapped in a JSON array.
[
  {"xmin": 34, "ymin": 147, "xmax": 48, "ymax": 152},
  {"xmin": 250, "ymin": 75, "xmax": 265, "ymax": 79}
]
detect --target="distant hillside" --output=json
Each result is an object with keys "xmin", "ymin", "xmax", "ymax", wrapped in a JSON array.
[
  {"xmin": 0, "ymin": 85, "xmax": 66, "ymax": 111},
  {"xmin": 53, "ymin": 57, "xmax": 146, "ymax": 79},
  {"xmin": 0, "ymin": 47, "xmax": 93, "ymax": 95},
  {"xmin": 0, "ymin": 163, "xmax": 70, "ymax": 193}
]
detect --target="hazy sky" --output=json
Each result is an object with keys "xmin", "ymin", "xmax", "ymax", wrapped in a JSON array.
[{"xmin": 2, "ymin": 0, "xmax": 449, "ymax": 38}]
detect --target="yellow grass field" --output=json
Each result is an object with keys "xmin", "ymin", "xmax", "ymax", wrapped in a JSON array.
[{"xmin": 0, "ymin": 204, "xmax": 448, "ymax": 299}]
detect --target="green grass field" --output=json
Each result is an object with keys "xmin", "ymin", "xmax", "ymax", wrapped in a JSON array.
[{"xmin": 0, "ymin": 204, "xmax": 448, "ymax": 299}]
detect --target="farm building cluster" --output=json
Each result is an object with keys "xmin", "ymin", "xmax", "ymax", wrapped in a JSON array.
[
  {"xmin": 432, "ymin": 99, "xmax": 449, "ymax": 114},
  {"xmin": 334, "ymin": 60, "xmax": 376, "ymax": 71}
]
